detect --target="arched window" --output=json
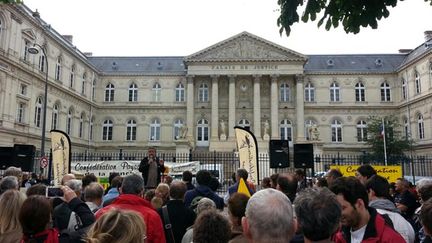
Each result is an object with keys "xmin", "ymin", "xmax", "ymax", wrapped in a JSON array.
[
  {"xmin": 128, "ymin": 83, "xmax": 138, "ymax": 102},
  {"xmin": 55, "ymin": 56, "xmax": 62, "ymax": 81},
  {"xmin": 69, "ymin": 65, "xmax": 75, "ymax": 88},
  {"xmin": 355, "ymin": 82, "xmax": 365, "ymax": 102},
  {"xmin": 105, "ymin": 83, "xmax": 115, "ymax": 102},
  {"xmin": 304, "ymin": 82, "xmax": 315, "ymax": 102},
  {"xmin": 198, "ymin": 83, "xmax": 209, "ymax": 102},
  {"xmin": 102, "ymin": 120, "xmax": 113, "ymax": 141},
  {"xmin": 380, "ymin": 82, "xmax": 391, "ymax": 102},
  {"xmin": 66, "ymin": 108, "xmax": 73, "ymax": 135},
  {"xmin": 196, "ymin": 119, "xmax": 209, "ymax": 146},
  {"xmin": 34, "ymin": 97, "xmax": 43, "ymax": 127},
  {"xmin": 79, "ymin": 113, "xmax": 84, "ymax": 138},
  {"xmin": 89, "ymin": 117, "xmax": 94, "ymax": 141},
  {"xmin": 173, "ymin": 119, "xmax": 183, "ymax": 139},
  {"xmin": 404, "ymin": 117, "xmax": 409, "ymax": 139},
  {"xmin": 92, "ymin": 79, "xmax": 96, "ymax": 101},
  {"xmin": 51, "ymin": 104, "xmax": 59, "ymax": 130},
  {"xmin": 149, "ymin": 118, "xmax": 161, "ymax": 141},
  {"xmin": 356, "ymin": 120, "xmax": 367, "ymax": 142},
  {"xmin": 305, "ymin": 120, "xmax": 316, "ymax": 140},
  {"xmin": 175, "ymin": 83, "xmax": 185, "ymax": 102},
  {"xmin": 238, "ymin": 119, "xmax": 250, "ymax": 131},
  {"xmin": 415, "ymin": 71, "xmax": 421, "ymax": 94},
  {"xmin": 152, "ymin": 83, "xmax": 161, "ymax": 102},
  {"xmin": 330, "ymin": 82, "xmax": 340, "ymax": 102},
  {"xmin": 331, "ymin": 119, "xmax": 343, "ymax": 142},
  {"xmin": 280, "ymin": 119, "xmax": 292, "ymax": 141},
  {"xmin": 418, "ymin": 114, "xmax": 425, "ymax": 139},
  {"xmin": 279, "ymin": 83, "xmax": 290, "ymax": 102},
  {"xmin": 81, "ymin": 73, "xmax": 86, "ymax": 95},
  {"xmin": 401, "ymin": 78, "xmax": 407, "ymax": 100},
  {"xmin": 126, "ymin": 119, "xmax": 137, "ymax": 141}
]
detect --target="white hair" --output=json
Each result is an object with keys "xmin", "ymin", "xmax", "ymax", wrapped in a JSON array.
[
  {"xmin": 417, "ymin": 178, "xmax": 432, "ymax": 191},
  {"xmin": 65, "ymin": 179, "xmax": 82, "ymax": 193},
  {"xmin": 245, "ymin": 188, "xmax": 294, "ymax": 243}
]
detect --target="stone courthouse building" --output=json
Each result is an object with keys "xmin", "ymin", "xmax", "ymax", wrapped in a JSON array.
[{"xmin": 1, "ymin": 4, "xmax": 432, "ymax": 155}]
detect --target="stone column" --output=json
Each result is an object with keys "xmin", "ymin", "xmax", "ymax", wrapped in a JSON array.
[
  {"xmin": 296, "ymin": 75, "xmax": 306, "ymax": 141},
  {"xmin": 253, "ymin": 75, "xmax": 261, "ymax": 138},
  {"xmin": 228, "ymin": 75, "xmax": 236, "ymax": 139},
  {"xmin": 270, "ymin": 75, "xmax": 279, "ymax": 139},
  {"xmin": 211, "ymin": 75, "xmax": 219, "ymax": 140},
  {"xmin": 186, "ymin": 75, "xmax": 194, "ymax": 140}
]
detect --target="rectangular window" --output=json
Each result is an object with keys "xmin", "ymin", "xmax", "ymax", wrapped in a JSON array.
[
  {"xmin": 17, "ymin": 103, "xmax": 25, "ymax": 123},
  {"xmin": 20, "ymin": 84, "xmax": 27, "ymax": 95}
]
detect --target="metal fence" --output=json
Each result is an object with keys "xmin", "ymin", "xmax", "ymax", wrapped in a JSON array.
[{"xmin": 27, "ymin": 151, "xmax": 432, "ymax": 193}]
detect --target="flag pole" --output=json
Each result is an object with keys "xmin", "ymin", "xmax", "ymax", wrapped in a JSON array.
[{"xmin": 382, "ymin": 117, "xmax": 388, "ymax": 166}]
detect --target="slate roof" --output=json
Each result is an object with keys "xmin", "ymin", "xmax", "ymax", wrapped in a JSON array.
[
  {"xmin": 304, "ymin": 54, "xmax": 407, "ymax": 74},
  {"xmin": 398, "ymin": 38, "xmax": 432, "ymax": 69},
  {"xmin": 87, "ymin": 56, "xmax": 186, "ymax": 75}
]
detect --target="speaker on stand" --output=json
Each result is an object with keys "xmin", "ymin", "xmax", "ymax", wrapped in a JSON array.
[
  {"xmin": 269, "ymin": 140, "xmax": 290, "ymax": 168},
  {"xmin": 294, "ymin": 143, "xmax": 314, "ymax": 168},
  {"xmin": 13, "ymin": 144, "xmax": 36, "ymax": 172}
]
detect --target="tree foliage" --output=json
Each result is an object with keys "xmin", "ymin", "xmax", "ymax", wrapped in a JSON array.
[
  {"xmin": 277, "ymin": 0, "xmax": 432, "ymax": 36},
  {"xmin": 365, "ymin": 115, "xmax": 411, "ymax": 163},
  {"xmin": 0, "ymin": 0, "xmax": 21, "ymax": 3}
]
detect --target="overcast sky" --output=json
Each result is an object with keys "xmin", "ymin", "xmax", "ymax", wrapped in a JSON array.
[{"xmin": 23, "ymin": 0, "xmax": 432, "ymax": 57}]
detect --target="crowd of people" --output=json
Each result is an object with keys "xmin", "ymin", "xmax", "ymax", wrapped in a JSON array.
[{"xmin": 0, "ymin": 155, "xmax": 431, "ymax": 243}]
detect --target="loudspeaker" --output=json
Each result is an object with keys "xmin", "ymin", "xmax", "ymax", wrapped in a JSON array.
[
  {"xmin": 0, "ymin": 147, "xmax": 14, "ymax": 170},
  {"xmin": 13, "ymin": 144, "xmax": 35, "ymax": 172},
  {"xmin": 294, "ymin": 144, "xmax": 314, "ymax": 168},
  {"xmin": 269, "ymin": 140, "xmax": 289, "ymax": 168}
]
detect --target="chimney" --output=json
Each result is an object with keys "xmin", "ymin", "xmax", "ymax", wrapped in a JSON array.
[
  {"xmin": 83, "ymin": 52, "xmax": 93, "ymax": 57},
  {"xmin": 398, "ymin": 49, "xmax": 412, "ymax": 54},
  {"xmin": 424, "ymin": 31, "xmax": 432, "ymax": 41},
  {"xmin": 62, "ymin": 35, "xmax": 73, "ymax": 44}
]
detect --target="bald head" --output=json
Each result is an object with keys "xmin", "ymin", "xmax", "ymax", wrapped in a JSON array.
[{"xmin": 61, "ymin": 174, "xmax": 76, "ymax": 185}]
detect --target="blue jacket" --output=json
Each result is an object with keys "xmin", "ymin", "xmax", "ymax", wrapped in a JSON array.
[
  {"xmin": 103, "ymin": 188, "xmax": 119, "ymax": 203},
  {"xmin": 184, "ymin": 185, "xmax": 224, "ymax": 210}
]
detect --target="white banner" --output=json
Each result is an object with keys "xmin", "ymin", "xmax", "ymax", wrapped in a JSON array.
[
  {"xmin": 51, "ymin": 130, "xmax": 71, "ymax": 186},
  {"xmin": 71, "ymin": 160, "xmax": 201, "ymax": 178},
  {"xmin": 234, "ymin": 126, "xmax": 259, "ymax": 184}
]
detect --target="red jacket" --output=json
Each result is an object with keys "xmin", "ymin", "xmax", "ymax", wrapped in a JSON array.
[
  {"xmin": 95, "ymin": 194, "xmax": 166, "ymax": 243},
  {"xmin": 333, "ymin": 208, "xmax": 405, "ymax": 243}
]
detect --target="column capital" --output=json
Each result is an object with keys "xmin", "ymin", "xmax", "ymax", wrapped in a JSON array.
[
  {"xmin": 211, "ymin": 75, "xmax": 220, "ymax": 81},
  {"xmin": 228, "ymin": 75, "xmax": 236, "ymax": 82},
  {"xmin": 271, "ymin": 74, "xmax": 279, "ymax": 82},
  {"xmin": 295, "ymin": 74, "xmax": 305, "ymax": 83},
  {"xmin": 186, "ymin": 75, "xmax": 194, "ymax": 83},
  {"xmin": 253, "ymin": 75, "xmax": 262, "ymax": 82}
]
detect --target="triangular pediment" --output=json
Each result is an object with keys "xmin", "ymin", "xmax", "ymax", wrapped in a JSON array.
[
  {"xmin": 185, "ymin": 32, "xmax": 307, "ymax": 63},
  {"xmin": 22, "ymin": 29, "xmax": 36, "ymax": 40}
]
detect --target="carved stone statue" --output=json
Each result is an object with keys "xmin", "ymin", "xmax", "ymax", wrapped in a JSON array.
[
  {"xmin": 309, "ymin": 124, "xmax": 320, "ymax": 141},
  {"xmin": 263, "ymin": 120, "xmax": 270, "ymax": 140},
  {"xmin": 220, "ymin": 120, "xmax": 226, "ymax": 140},
  {"xmin": 179, "ymin": 124, "xmax": 188, "ymax": 139}
]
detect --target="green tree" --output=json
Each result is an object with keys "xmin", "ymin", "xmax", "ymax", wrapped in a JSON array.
[
  {"xmin": 277, "ymin": 0, "xmax": 432, "ymax": 36},
  {"xmin": 365, "ymin": 115, "xmax": 411, "ymax": 164}
]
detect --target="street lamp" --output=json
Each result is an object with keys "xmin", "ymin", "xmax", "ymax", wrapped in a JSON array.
[{"xmin": 28, "ymin": 43, "xmax": 49, "ymax": 171}]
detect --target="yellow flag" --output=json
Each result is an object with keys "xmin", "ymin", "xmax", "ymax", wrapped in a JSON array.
[{"xmin": 237, "ymin": 178, "xmax": 251, "ymax": 197}]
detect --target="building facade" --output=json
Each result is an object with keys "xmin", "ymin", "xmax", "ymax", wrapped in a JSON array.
[{"xmin": 1, "ymin": 4, "xmax": 432, "ymax": 155}]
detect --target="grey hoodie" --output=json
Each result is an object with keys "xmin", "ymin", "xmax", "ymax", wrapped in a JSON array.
[{"xmin": 369, "ymin": 198, "xmax": 400, "ymax": 213}]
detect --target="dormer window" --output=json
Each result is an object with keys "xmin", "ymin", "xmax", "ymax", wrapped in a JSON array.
[
  {"xmin": 375, "ymin": 58, "xmax": 383, "ymax": 67},
  {"xmin": 327, "ymin": 59, "xmax": 334, "ymax": 67}
]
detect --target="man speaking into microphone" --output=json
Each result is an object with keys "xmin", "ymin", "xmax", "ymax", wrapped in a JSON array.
[{"xmin": 139, "ymin": 147, "xmax": 164, "ymax": 189}]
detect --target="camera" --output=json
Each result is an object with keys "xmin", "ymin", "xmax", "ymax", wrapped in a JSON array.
[{"xmin": 46, "ymin": 187, "xmax": 64, "ymax": 198}]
